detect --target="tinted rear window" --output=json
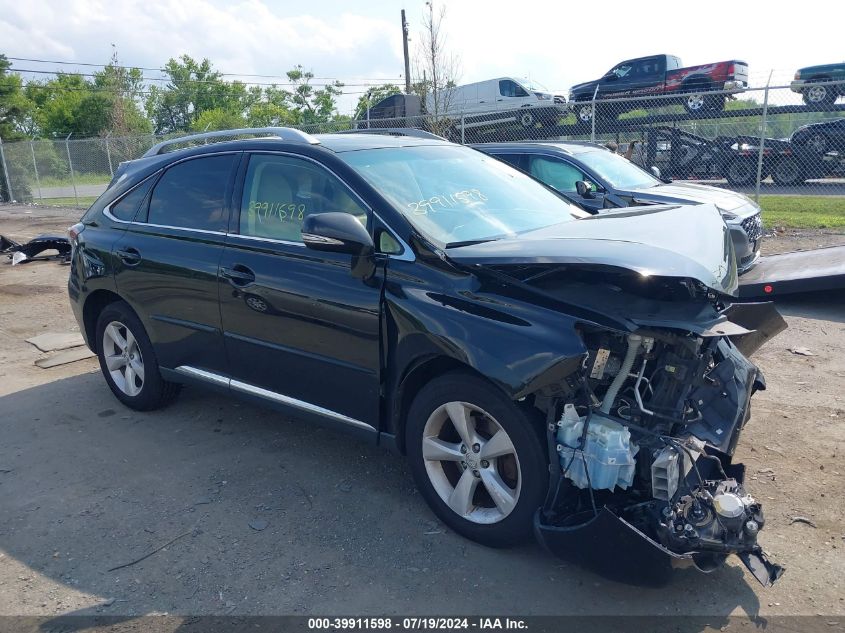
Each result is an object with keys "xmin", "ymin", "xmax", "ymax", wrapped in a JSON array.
[{"xmin": 146, "ymin": 155, "xmax": 237, "ymax": 231}]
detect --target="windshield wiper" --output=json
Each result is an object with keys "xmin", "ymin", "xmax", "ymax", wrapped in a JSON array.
[{"xmin": 445, "ymin": 238, "xmax": 500, "ymax": 248}]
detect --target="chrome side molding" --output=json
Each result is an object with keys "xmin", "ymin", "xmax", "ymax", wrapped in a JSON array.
[{"xmin": 174, "ymin": 365, "xmax": 375, "ymax": 432}]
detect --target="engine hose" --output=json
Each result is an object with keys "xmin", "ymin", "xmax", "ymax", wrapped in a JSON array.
[{"xmin": 599, "ymin": 334, "xmax": 642, "ymax": 414}]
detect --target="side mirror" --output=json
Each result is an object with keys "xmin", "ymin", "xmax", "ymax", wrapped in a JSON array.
[
  {"xmin": 650, "ymin": 166, "xmax": 662, "ymax": 179},
  {"xmin": 302, "ymin": 212, "xmax": 374, "ymax": 256},
  {"xmin": 603, "ymin": 73, "xmax": 618, "ymax": 81},
  {"xmin": 575, "ymin": 180, "xmax": 595, "ymax": 199}
]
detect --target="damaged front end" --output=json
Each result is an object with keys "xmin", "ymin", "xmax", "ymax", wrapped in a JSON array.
[{"xmin": 526, "ymin": 277, "xmax": 787, "ymax": 587}]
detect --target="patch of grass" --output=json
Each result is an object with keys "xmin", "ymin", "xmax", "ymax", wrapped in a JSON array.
[
  {"xmin": 758, "ymin": 195, "xmax": 845, "ymax": 229},
  {"xmin": 38, "ymin": 196, "xmax": 98, "ymax": 208},
  {"xmin": 39, "ymin": 173, "xmax": 111, "ymax": 187}
]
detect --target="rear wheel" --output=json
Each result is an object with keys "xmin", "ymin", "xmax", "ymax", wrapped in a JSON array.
[
  {"xmin": 725, "ymin": 159, "xmax": 756, "ymax": 187},
  {"xmin": 771, "ymin": 157, "xmax": 803, "ymax": 186},
  {"xmin": 95, "ymin": 301, "xmax": 180, "ymax": 411},
  {"xmin": 406, "ymin": 373, "xmax": 547, "ymax": 547},
  {"xmin": 803, "ymin": 81, "xmax": 836, "ymax": 107},
  {"xmin": 683, "ymin": 87, "xmax": 723, "ymax": 114}
]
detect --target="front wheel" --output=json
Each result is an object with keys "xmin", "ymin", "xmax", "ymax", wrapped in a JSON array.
[
  {"xmin": 95, "ymin": 301, "xmax": 180, "ymax": 411},
  {"xmin": 406, "ymin": 373, "xmax": 548, "ymax": 547}
]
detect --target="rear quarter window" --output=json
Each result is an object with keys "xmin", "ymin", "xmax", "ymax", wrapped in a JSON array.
[{"xmin": 109, "ymin": 176, "xmax": 156, "ymax": 221}]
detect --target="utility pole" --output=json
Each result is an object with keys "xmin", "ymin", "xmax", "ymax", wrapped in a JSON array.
[{"xmin": 401, "ymin": 9, "xmax": 411, "ymax": 93}]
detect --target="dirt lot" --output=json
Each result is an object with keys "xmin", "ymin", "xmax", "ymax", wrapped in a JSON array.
[{"xmin": 0, "ymin": 204, "xmax": 843, "ymax": 621}]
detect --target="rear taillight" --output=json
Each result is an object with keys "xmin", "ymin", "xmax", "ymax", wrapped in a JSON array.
[
  {"xmin": 68, "ymin": 222, "xmax": 85, "ymax": 246},
  {"xmin": 728, "ymin": 63, "xmax": 735, "ymax": 75}
]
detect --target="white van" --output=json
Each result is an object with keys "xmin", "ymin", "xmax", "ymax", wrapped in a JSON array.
[{"xmin": 428, "ymin": 77, "xmax": 566, "ymax": 129}]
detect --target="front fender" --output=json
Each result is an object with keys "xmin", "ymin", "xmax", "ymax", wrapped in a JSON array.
[{"xmin": 385, "ymin": 283, "xmax": 587, "ymax": 402}]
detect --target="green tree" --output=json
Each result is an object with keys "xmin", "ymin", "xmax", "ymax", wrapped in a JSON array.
[
  {"xmin": 93, "ymin": 47, "xmax": 151, "ymax": 136},
  {"xmin": 191, "ymin": 107, "xmax": 246, "ymax": 132},
  {"xmin": 286, "ymin": 65, "xmax": 343, "ymax": 124},
  {"xmin": 145, "ymin": 55, "xmax": 260, "ymax": 133},
  {"xmin": 0, "ymin": 54, "xmax": 34, "ymax": 139},
  {"xmin": 24, "ymin": 73, "xmax": 112, "ymax": 137}
]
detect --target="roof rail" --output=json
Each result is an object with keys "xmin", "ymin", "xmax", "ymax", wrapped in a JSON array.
[
  {"xmin": 142, "ymin": 127, "xmax": 320, "ymax": 157},
  {"xmin": 337, "ymin": 128, "xmax": 448, "ymax": 141}
]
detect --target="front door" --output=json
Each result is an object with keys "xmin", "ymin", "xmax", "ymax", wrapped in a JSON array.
[
  {"xmin": 113, "ymin": 153, "xmax": 239, "ymax": 374},
  {"xmin": 219, "ymin": 152, "xmax": 382, "ymax": 427},
  {"xmin": 525, "ymin": 155, "xmax": 605, "ymax": 212}
]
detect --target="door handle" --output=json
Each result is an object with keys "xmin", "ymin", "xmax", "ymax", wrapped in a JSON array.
[
  {"xmin": 116, "ymin": 247, "xmax": 141, "ymax": 267},
  {"xmin": 221, "ymin": 264, "xmax": 255, "ymax": 287}
]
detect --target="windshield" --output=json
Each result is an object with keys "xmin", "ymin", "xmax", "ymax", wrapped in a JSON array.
[
  {"xmin": 578, "ymin": 149, "xmax": 661, "ymax": 190},
  {"xmin": 339, "ymin": 145, "xmax": 586, "ymax": 246},
  {"xmin": 518, "ymin": 78, "xmax": 547, "ymax": 92}
]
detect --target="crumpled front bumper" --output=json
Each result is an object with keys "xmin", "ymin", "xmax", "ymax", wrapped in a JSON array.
[{"xmin": 534, "ymin": 505, "xmax": 784, "ymax": 587}]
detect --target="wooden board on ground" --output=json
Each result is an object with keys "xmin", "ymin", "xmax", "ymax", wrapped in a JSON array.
[
  {"xmin": 35, "ymin": 346, "xmax": 95, "ymax": 368},
  {"xmin": 26, "ymin": 332, "xmax": 86, "ymax": 352}
]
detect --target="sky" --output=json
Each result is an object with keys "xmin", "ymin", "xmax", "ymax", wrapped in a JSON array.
[{"xmin": 2, "ymin": 0, "xmax": 843, "ymax": 115}]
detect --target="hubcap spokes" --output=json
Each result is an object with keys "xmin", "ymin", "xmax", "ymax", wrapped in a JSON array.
[
  {"xmin": 103, "ymin": 321, "xmax": 144, "ymax": 397},
  {"xmin": 808, "ymin": 86, "xmax": 826, "ymax": 103},
  {"xmin": 422, "ymin": 401, "xmax": 521, "ymax": 524},
  {"xmin": 687, "ymin": 94, "xmax": 704, "ymax": 110}
]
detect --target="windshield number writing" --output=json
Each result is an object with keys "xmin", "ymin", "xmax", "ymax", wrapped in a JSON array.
[{"xmin": 407, "ymin": 189, "xmax": 488, "ymax": 215}]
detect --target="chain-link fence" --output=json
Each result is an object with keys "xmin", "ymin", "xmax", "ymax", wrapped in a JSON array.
[{"xmin": 1, "ymin": 80, "xmax": 843, "ymax": 208}]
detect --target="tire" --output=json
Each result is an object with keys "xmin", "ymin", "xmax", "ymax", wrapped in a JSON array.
[
  {"xmin": 798, "ymin": 132, "xmax": 829, "ymax": 155},
  {"xmin": 725, "ymin": 159, "xmax": 756, "ymax": 187},
  {"xmin": 683, "ymin": 89, "xmax": 708, "ymax": 114},
  {"xmin": 406, "ymin": 372, "xmax": 548, "ymax": 547},
  {"xmin": 706, "ymin": 93, "xmax": 726, "ymax": 111},
  {"xmin": 519, "ymin": 111, "xmax": 535, "ymax": 128},
  {"xmin": 575, "ymin": 102, "xmax": 594, "ymax": 127},
  {"xmin": 771, "ymin": 157, "xmax": 803, "ymax": 186},
  {"xmin": 802, "ymin": 80, "xmax": 836, "ymax": 107},
  {"xmin": 95, "ymin": 300, "xmax": 180, "ymax": 411}
]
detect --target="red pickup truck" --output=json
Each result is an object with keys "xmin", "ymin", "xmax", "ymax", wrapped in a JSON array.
[{"xmin": 569, "ymin": 54, "xmax": 749, "ymax": 123}]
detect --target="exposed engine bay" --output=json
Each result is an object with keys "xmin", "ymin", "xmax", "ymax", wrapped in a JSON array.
[{"xmin": 507, "ymin": 267, "xmax": 788, "ymax": 586}]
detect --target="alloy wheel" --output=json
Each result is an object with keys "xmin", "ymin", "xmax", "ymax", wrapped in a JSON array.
[
  {"xmin": 421, "ymin": 401, "xmax": 522, "ymax": 525},
  {"xmin": 686, "ymin": 94, "xmax": 705, "ymax": 111},
  {"xmin": 102, "ymin": 320, "xmax": 145, "ymax": 397},
  {"xmin": 578, "ymin": 105, "xmax": 593, "ymax": 123},
  {"xmin": 806, "ymin": 85, "xmax": 828, "ymax": 104}
]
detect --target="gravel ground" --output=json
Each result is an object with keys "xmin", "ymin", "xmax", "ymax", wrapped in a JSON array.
[{"xmin": 0, "ymin": 204, "xmax": 843, "ymax": 621}]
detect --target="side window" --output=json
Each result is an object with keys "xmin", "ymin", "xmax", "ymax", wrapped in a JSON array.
[
  {"xmin": 110, "ymin": 176, "xmax": 155, "ymax": 221},
  {"xmin": 636, "ymin": 58, "xmax": 660, "ymax": 77},
  {"xmin": 146, "ymin": 155, "xmax": 237, "ymax": 231},
  {"xmin": 528, "ymin": 156, "xmax": 589, "ymax": 193},
  {"xmin": 610, "ymin": 64, "xmax": 633, "ymax": 79},
  {"xmin": 239, "ymin": 154, "xmax": 368, "ymax": 243},
  {"xmin": 495, "ymin": 153, "xmax": 527, "ymax": 171},
  {"xmin": 498, "ymin": 80, "xmax": 529, "ymax": 98}
]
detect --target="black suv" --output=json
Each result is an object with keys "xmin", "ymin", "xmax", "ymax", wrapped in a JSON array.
[{"xmin": 68, "ymin": 128, "xmax": 785, "ymax": 586}]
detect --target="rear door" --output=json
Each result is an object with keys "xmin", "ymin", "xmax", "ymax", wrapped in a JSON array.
[
  {"xmin": 113, "ymin": 152, "xmax": 239, "ymax": 375},
  {"xmin": 218, "ymin": 152, "xmax": 382, "ymax": 429}
]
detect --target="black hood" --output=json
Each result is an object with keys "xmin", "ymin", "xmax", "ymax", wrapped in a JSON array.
[{"xmin": 446, "ymin": 204, "xmax": 738, "ymax": 296}]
